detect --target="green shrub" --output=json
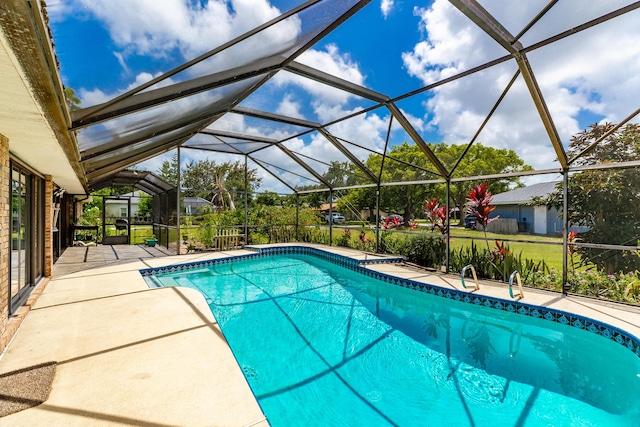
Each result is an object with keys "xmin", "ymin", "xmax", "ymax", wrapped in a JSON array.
[
  {"xmin": 449, "ymin": 241, "xmax": 548, "ymax": 285},
  {"xmin": 378, "ymin": 231, "xmax": 446, "ymax": 269}
]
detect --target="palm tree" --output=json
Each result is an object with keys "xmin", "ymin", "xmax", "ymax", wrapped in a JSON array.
[{"xmin": 211, "ymin": 173, "xmax": 235, "ymax": 211}]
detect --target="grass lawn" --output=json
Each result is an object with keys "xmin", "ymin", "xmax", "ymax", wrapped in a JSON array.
[{"xmin": 448, "ymin": 227, "xmax": 564, "ymax": 271}]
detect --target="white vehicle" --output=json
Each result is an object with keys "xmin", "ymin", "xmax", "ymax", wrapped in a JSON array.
[{"xmin": 325, "ymin": 212, "xmax": 346, "ymax": 223}]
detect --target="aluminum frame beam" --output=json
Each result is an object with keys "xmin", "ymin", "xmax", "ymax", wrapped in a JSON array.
[
  {"xmin": 231, "ymin": 106, "xmax": 320, "ymax": 129},
  {"xmin": 449, "ymin": 0, "xmax": 523, "ymax": 54},
  {"xmin": 71, "ymin": 61, "xmax": 277, "ymax": 130},
  {"xmin": 249, "ymin": 157, "xmax": 299, "ymax": 193},
  {"xmin": 517, "ymin": 55, "xmax": 568, "ymax": 168},
  {"xmin": 85, "ymin": 134, "xmax": 193, "ymax": 182},
  {"xmin": 251, "ymin": 156, "xmax": 322, "ymax": 186},
  {"xmin": 276, "ymin": 143, "xmax": 331, "ymax": 188},
  {"xmin": 449, "ymin": 0, "xmax": 568, "ymax": 169},
  {"xmin": 199, "ymin": 129, "xmax": 280, "ymax": 145},
  {"xmin": 72, "ymin": 0, "xmax": 325, "ymax": 123},
  {"xmin": 81, "ymin": 116, "xmax": 216, "ymax": 162},
  {"xmin": 317, "ymin": 128, "xmax": 378, "ymax": 183},
  {"xmin": 386, "ymin": 102, "xmax": 449, "ymax": 177},
  {"xmin": 284, "ymin": 61, "xmax": 390, "ymax": 103}
]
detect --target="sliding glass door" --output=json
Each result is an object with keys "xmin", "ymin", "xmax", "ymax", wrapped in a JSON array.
[{"xmin": 9, "ymin": 164, "xmax": 44, "ymax": 314}]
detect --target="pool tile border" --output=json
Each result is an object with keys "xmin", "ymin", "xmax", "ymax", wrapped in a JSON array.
[{"xmin": 140, "ymin": 245, "xmax": 640, "ymax": 358}]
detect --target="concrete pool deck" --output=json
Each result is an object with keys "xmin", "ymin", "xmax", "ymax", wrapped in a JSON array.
[
  {"xmin": 1, "ymin": 243, "xmax": 639, "ymax": 426},
  {"xmin": 0, "ymin": 246, "xmax": 270, "ymax": 427}
]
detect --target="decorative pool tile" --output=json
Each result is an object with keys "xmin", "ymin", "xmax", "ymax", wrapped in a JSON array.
[{"xmin": 140, "ymin": 245, "xmax": 640, "ymax": 359}]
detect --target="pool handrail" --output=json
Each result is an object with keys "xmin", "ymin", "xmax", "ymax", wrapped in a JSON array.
[
  {"xmin": 509, "ymin": 270, "xmax": 524, "ymax": 299},
  {"xmin": 461, "ymin": 264, "xmax": 480, "ymax": 291}
]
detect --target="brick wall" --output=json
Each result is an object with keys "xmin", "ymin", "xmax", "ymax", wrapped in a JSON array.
[
  {"xmin": 0, "ymin": 133, "xmax": 9, "ymax": 352},
  {"xmin": 45, "ymin": 175, "xmax": 53, "ymax": 277}
]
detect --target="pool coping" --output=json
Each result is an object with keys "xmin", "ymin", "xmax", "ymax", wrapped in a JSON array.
[{"xmin": 140, "ymin": 244, "xmax": 640, "ymax": 359}]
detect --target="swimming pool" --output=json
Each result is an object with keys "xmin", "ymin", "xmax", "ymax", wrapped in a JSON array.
[{"xmin": 142, "ymin": 247, "xmax": 640, "ymax": 426}]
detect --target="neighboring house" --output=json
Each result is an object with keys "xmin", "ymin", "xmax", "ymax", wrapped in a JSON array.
[
  {"xmin": 491, "ymin": 182, "xmax": 564, "ymax": 235},
  {"xmin": 104, "ymin": 190, "xmax": 148, "ymax": 219},
  {"xmin": 184, "ymin": 197, "xmax": 215, "ymax": 215}
]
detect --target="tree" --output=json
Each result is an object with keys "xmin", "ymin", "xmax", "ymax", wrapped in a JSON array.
[
  {"xmin": 548, "ymin": 123, "xmax": 640, "ymax": 274},
  {"xmin": 181, "ymin": 159, "xmax": 261, "ymax": 209},
  {"xmin": 336, "ymin": 142, "xmax": 531, "ymax": 221},
  {"xmin": 323, "ymin": 161, "xmax": 361, "ymax": 187},
  {"xmin": 64, "ymin": 87, "xmax": 81, "ymax": 111},
  {"xmin": 137, "ymin": 195, "xmax": 153, "ymax": 217},
  {"xmin": 158, "ymin": 153, "xmax": 179, "ymax": 186},
  {"xmin": 255, "ymin": 191, "xmax": 283, "ymax": 206},
  {"xmin": 437, "ymin": 143, "xmax": 532, "ymax": 224}
]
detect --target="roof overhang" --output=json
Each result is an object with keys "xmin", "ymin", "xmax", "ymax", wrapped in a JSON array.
[{"xmin": 0, "ymin": 1, "xmax": 86, "ymax": 194}]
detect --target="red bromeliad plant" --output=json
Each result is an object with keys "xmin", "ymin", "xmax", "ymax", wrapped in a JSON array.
[
  {"xmin": 424, "ymin": 198, "xmax": 450, "ymax": 234},
  {"xmin": 466, "ymin": 183, "xmax": 498, "ymax": 249},
  {"xmin": 566, "ymin": 229, "xmax": 581, "ymax": 271},
  {"xmin": 381, "ymin": 215, "xmax": 403, "ymax": 230},
  {"xmin": 492, "ymin": 240, "xmax": 510, "ymax": 261}
]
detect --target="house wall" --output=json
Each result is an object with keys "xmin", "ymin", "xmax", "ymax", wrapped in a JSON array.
[
  {"xmin": 494, "ymin": 204, "xmax": 585, "ymax": 235},
  {"xmin": 0, "ymin": 132, "xmax": 57, "ymax": 352},
  {"xmin": 105, "ymin": 199, "xmax": 141, "ymax": 218},
  {"xmin": 492, "ymin": 205, "xmax": 534, "ymax": 233}
]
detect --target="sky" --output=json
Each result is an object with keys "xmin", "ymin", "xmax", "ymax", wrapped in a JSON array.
[{"xmin": 46, "ymin": 0, "xmax": 640, "ymax": 193}]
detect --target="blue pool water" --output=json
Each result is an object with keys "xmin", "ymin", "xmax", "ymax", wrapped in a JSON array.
[{"xmin": 145, "ymin": 252, "xmax": 640, "ymax": 426}]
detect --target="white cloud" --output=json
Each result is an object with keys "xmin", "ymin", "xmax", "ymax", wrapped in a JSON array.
[
  {"xmin": 62, "ymin": 0, "xmax": 285, "ymax": 59},
  {"xmin": 276, "ymin": 94, "xmax": 304, "ymax": 120},
  {"xmin": 381, "ymin": 0, "xmax": 395, "ymax": 18},
  {"xmin": 401, "ymin": 0, "xmax": 640, "ymax": 171},
  {"xmin": 55, "ymin": 0, "xmax": 302, "ymax": 103},
  {"xmin": 113, "ymin": 52, "xmax": 131, "ymax": 76},
  {"xmin": 274, "ymin": 44, "xmax": 366, "ymax": 105},
  {"xmin": 78, "ymin": 72, "xmax": 171, "ymax": 106}
]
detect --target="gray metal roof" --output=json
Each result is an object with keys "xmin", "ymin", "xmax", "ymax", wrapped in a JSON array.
[{"xmin": 491, "ymin": 181, "xmax": 558, "ymax": 205}]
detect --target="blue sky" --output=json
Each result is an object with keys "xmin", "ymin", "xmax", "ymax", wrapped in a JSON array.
[{"xmin": 47, "ymin": 0, "xmax": 640, "ymax": 192}]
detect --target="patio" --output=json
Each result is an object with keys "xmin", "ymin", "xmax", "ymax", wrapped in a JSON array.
[
  {"xmin": 1, "ymin": 244, "xmax": 640, "ymax": 425},
  {"xmin": 0, "ymin": 246, "xmax": 268, "ymax": 426}
]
